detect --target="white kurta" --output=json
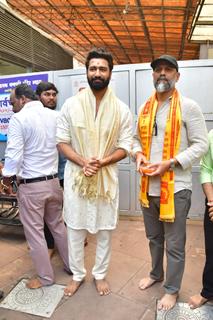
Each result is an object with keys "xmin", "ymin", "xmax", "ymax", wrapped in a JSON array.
[{"xmin": 56, "ymin": 90, "xmax": 133, "ymax": 234}]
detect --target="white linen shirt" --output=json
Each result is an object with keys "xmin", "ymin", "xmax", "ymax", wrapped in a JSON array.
[
  {"xmin": 132, "ymin": 94, "xmax": 208, "ymax": 196},
  {"xmin": 2, "ymin": 101, "xmax": 58, "ymax": 178}
]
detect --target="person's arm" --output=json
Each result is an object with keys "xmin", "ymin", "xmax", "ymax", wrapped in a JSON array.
[
  {"xmin": 204, "ymin": 183, "xmax": 213, "ymax": 223},
  {"xmin": 133, "ymin": 121, "xmax": 149, "ymax": 173},
  {"xmin": 200, "ymin": 131, "xmax": 213, "ymax": 199},
  {"xmin": 200, "ymin": 131, "xmax": 213, "ymax": 221},
  {"xmin": 132, "ymin": 105, "xmax": 143, "ymax": 156},
  {"xmin": 175, "ymin": 100, "xmax": 209, "ymax": 169},
  {"xmin": 202, "ymin": 183, "xmax": 213, "ymax": 203},
  {"xmin": 1, "ymin": 117, "xmax": 23, "ymax": 194},
  {"xmin": 56, "ymin": 103, "xmax": 100, "ymax": 176},
  {"xmin": 57, "ymin": 143, "xmax": 100, "ymax": 177},
  {"xmin": 2, "ymin": 117, "xmax": 24, "ymax": 177},
  {"xmin": 144, "ymin": 158, "xmax": 179, "ymax": 176},
  {"xmin": 99, "ymin": 103, "xmax": 133, "ymax": 167},
  {"xmin": 56, "ymin": 101, "xmax": 85, "ymax": 167},
  {"xmin": 57, "ymin": 142, "xmax": 85, "ymax": 168},
  {"xmin": 144, "ymin": 100, "xmax": 209, "ymax": 177},
  {"xmin": 132, "ymin": 105, "xmax": 149, "ymax": 171},
  {"xmin": 98, "ymin": 148, "xmax": 127, "ymax": 167}
]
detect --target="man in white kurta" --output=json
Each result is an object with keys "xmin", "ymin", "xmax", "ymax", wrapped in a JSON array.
[{"xmin": 56, "ymin": 48, "xmax": 132, "ymax": 296}]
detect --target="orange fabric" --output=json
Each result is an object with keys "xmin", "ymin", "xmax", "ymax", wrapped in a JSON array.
[{"xmin": 138, "ymin": 89, "xmax": 181, "ymax": 222}]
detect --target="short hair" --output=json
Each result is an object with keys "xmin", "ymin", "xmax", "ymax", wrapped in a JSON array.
[
  {"xmin": 14, "ymin": 84, "xmax": 38, "ymax": 100},
  {"xmin": 85, "ymin": 48, "xmax": 113, "ymax": 71},
  {"xmin": 36, "ymin": 81, "xmax": 58, "ymax": 96}
]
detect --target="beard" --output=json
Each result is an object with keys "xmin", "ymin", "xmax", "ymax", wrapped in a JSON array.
[
  {"xmin": 87, "ymin": 76, "xmax": 110, "ymax": 91},
  {"xmin": 154, "ymin": 76, "xmax": 176, "ymax": 93},
  {"xmin": 43, "ymin": 104, "xmax": 56, "ymax": 110}
]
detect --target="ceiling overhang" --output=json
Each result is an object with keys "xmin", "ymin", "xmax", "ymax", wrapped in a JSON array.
[
  {"xmin": 6, "ymin": 0, "xmax": 201, "ymax": 65},
  {"xmin": 189, "ymin": 0, "xmax": 213, "ymax": 42}
]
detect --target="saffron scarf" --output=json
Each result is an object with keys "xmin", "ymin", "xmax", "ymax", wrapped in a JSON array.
[
  {"xmin": 72, "ymin": 87, "xmax": 120, "ymax": 202},
  {"xmin": 138, "ymin": 89, "xmax": 181, "ymax": 222}
]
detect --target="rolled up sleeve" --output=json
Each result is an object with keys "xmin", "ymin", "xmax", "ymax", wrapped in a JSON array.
[
  {"xmin": 175, "ymin": 101, "xmax": 209, "ymax": 169},
  {"xmin": 56, "ymin": 100, "xmax": 72, "ymax": 145},
  {"xmin": 2, "ymin": 117, "xmax": 24, "ymax": 176},
  {"xmin": 116, "ymin": 103, "xmax": 133, "ymax": 154}
]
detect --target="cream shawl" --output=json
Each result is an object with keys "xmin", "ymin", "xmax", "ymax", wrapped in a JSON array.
[{"xmin": 72, "ymin": 87, "xmax": 120, "ymax": 202}]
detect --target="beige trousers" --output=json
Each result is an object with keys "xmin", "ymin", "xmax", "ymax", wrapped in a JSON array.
[
  {"xmin": 17, "ymin": 178, "xmax": 70, "ymax": 285},
  {"xmin": 67, "ymin": 228, "xmax": 112, "ymax": 281}
]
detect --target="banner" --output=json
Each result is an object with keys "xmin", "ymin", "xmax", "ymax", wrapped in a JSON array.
[{"xmin": 0, "ymin": 73, "xmax": 48, "ymax": 141}]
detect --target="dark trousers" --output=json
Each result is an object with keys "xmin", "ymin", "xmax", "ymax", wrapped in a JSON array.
[
  {"xmin": 44, "ymin": 222, "xmax": 54, "ymax": 249},
  {"xmin": 201, "ymin": 201, "xmax": 213, "ymax": 299},
  {"xmin": 142, "ymin": 189, "xmax": 191, "ymax": 294}
]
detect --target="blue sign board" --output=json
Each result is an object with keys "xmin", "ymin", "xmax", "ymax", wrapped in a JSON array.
[{"xmin": 0, "ymin": 73, "xmax": 48, "ymax": 141}]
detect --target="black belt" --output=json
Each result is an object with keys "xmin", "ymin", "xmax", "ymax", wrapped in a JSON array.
[{"xmin": 19, "ymin": 173, "xmax": 58, "ymax": 185}]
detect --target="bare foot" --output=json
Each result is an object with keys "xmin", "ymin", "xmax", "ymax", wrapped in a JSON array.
[
  {"xmin": 64, "ymin": 280, "xmax": 83, "ymax": 297},
  {"xmin": 158, "ymin": 293, "xmax": 178, "ymax": 311},
  {"xmin": 26, "ymin": 278, "xmax": 43, "ymax": 289},
  {"xmin": 48, "ymin": 248, "xmax": 55, "ymax": 259},
  {"xmin": 95, "ymin": 279, "xmax": 111, "ymax": 296},
  {"xmin": 139, "ymin": 277, "xmax": 162, "ymax": 290},
  {"xmin": 188, "ymin": 294, "xmax": 208, "ymax": 309}
]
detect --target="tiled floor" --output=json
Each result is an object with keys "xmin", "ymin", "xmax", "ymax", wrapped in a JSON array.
[{"xmin": 0, "ymin": 218, "xmax": 206, "ymax": 320}]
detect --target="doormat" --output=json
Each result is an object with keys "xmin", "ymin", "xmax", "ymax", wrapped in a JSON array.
[
  {"xmin": 156, "ymin": 301, "xmax": 213, "ymax": 320},
  {"xmin": 0, "ymin": 279, "xmax": 65, "ymax": 318}
]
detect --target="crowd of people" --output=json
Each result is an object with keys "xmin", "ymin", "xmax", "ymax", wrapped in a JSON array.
[{"xmin": 0, "ymin": 48, "xmax": 212, "ymax": 311}]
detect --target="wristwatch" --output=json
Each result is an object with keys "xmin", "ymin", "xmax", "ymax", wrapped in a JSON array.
[{"xmin": 170, "ymin": 158, "xmax": 176, "ymax": 170}]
